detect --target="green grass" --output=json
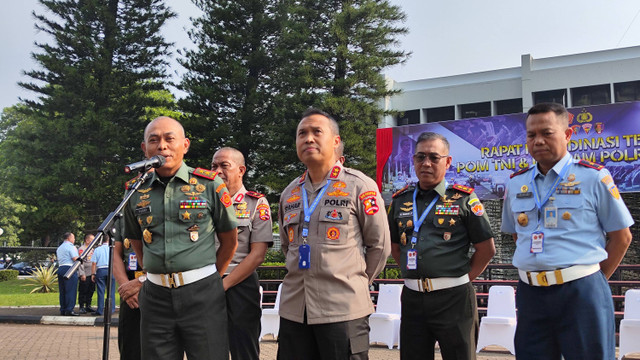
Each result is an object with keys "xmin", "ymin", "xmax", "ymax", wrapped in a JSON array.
[{"xmin": 0, "ymin": 278, "xmax": 121, "ymax": 306}]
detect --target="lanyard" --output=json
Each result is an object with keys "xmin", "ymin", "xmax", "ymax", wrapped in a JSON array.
[
  {"xmin": 301, "ymin": 180, "xmax": 333, "ymax": 242},
  {"xmin": 410, "ymin": 187, "xmax": 440, "ymax": 247},
  {"xmin": 530, "ymin": 157, "xmax": 572, "ymax": 211}
]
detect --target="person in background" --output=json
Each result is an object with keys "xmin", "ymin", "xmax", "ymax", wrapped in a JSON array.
[
  {"xmin": 211, "ymin": 147, "xmax": 273, "ymax": 360},
  {"xmin": 91, "ymin": 235, "xmax": 115, "ymax": 316},
  {"xmin": 56, "ymin": 232, "xmax": 80, "ymax": 316},
  {"xmin": 77, "ymin": 233, "xmax": 96, "ymax": 314}
]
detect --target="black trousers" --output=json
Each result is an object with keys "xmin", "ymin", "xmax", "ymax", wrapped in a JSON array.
[
  {"xmin": 226, "ymin": 272, "xmax": 261, "ymax": 360},
  {"xmin": 277, "ymin": 313, "xmax": 370, "ymax": 360},
  {"xmin": 399, "ymin": 282, "xmax": 478, "ymax": 360},
  {"xmin": 118, "ymin": 271, "xmax": 141, "ymax": 360},
  {"xmin": 78, "ymin": 276, "xmax": 95, "ymax": 308},
  {"xmin": 139, "ymin": 272, "xmax": 228, "ymax": 360}
]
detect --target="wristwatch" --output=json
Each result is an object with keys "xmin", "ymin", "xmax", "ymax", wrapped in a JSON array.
[{"xmin": 138, "ymin": 275, "xmax": 147, "ymax": 283}]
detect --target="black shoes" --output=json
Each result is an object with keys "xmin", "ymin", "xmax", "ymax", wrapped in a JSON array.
[
  {"xmin": 65, "ymin": 311, "xmax": 80, "ymax": 316},
  {"xmin": 79, "ymin": 308, "xmax": 87, "ymax": 314},
  {"xmin": 85, "ymin": 306, "xmax": 96, "ymax": 313}
]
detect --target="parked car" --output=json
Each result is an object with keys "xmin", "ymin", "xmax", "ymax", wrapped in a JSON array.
[{"xmin": 9, "ymin": 262, "xmax": 34, "ymax": 275}]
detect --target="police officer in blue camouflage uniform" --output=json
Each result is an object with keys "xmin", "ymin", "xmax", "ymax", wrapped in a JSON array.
[
  {"xmin": 56, "ymin": 232, "xmax": 80, "ymax": 316},
  {"xmin": 502, "ymin": 102, "xmax": 633, "ymax": 360},
  {"xmin": 389, "ymin": 132, "xmax": 495, "ymax": 360}
]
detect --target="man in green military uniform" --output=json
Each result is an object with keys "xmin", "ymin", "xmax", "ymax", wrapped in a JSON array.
[
  {"xmin": 389, "ymin": 131, "xmax": 495, "ymax": 360},
  {"xmin": 122, "ymin": 116, "xmax": 238, "ymax": 360}
]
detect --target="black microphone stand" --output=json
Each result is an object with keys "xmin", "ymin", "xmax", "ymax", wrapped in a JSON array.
[{"xmin": 64, "ymin": 169, "xmax": 154, "ymax": 360}]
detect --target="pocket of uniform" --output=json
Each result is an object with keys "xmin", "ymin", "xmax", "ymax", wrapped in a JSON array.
[
  {"xmin": 283, "ymin": 211, "xmax": 301, "ymax": 244},
  {"xmin": 553, "ymin": 195, "xmax": 584, "ymax": 229},
  {"xmin": 349, "ymin": 333, "xmax": 370, "ymax": 355},
  {"xmin": 236, "ymin": 218, "xmax": 251, "ymax": 234},
  {"xmin": 511, "ymin": 197, "xmax": 537, "ymax": 231}
]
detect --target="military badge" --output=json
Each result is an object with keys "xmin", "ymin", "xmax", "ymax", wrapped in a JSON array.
[
  {"xmin": 435, "ymin": 204, "xmax": 460, "ymax": 216},
  {"xmin": 180, "ymin": 185, "xmax": 191, "ymax": 193},
  {"xmin": 137, "ymin": 200, "xmax": 151, "ymax": 208},
  {"xmin": 406, "ymin": 220, "xmax": 413, "ymax": 227},
  {"xmin": 437, "ymin": 218, "xmax": 444, "ymax": 225},
  {"xmin": 328, "ymin": 189, "xmax": 349, "ymax": 197},
  {"xmin": 182, "ymin": 211, "xmax": 191, "ymax": 220},
  {"xmin": 359, "ymin": 191, "xmax": 379, "ymax": 215},
  {"xmin": 287, "ymin": 194, "xmax": 301, "ymax": 203},
  {"xmin": 291, "ymin": 186, "xmax": 301, "ymax": 195},
  {"xmin": 562, "ymin": 211, "xmax": 571, "ymax": 220},
  {"xmin": 197, "ymin": 212, "xmax": 204, "ymax": 219},
  {"xmin": 325, "ymin": 209, "xmax": 343, "ymax": 220},
  {"xmin": 237, "ymin": 202, "xmax": 248, "ymax": 210},
  {"xmin": 326, "ymin": 227, "xmax": 340, "ymax": 240},
  {"xmin": 284, "ymin": 212, "xmax": 298, "ymax": 223},
  {"xmin": 468, "ymin": 198, "xmax": 485, "ymax": 216},
  {"xmin": 138, "ymin": 218, "xmax": 143, "ymax": 226},
  {"xmin": 443, "ymin": 232, "xmax": 452, "ymax": 241},
  {"xmin": 236, "ymin": 210, "xmax": 250, "ymax": 219},
  {"xmin": 139, "ymin": 194, "xmax": 150, "ymax": 200},
  {"xmin": 449, "ymin": 218, "xmax": 456, "ymax": 226},
  {"xmin": 567, "ymin": 173, "xmax": 576, "ymax": 182},
  {"xmin": 146, "ymin": 216, "xmax": 152, "ymax": 225},
  {"xmin": 400, "ymin": 232, "xmax": 407, "ymax": 245},
  {"xmin": 329, "ymin": 166, "xmax": 341, "ymax": 179},
  {"xmin": 137, "ymin": 187, "xmax": 152, "ymax": 194},
  {"xmin": 123, "ymin": 238, "xmax": 131, "ymax": 249},
  {"xmin": 185, "ymin": 192, "xmax": 202, "ymax": 197},
  {"xmin": 257, "ymin": 204, "xmax": 270, "ymax": 221},
  {"xmin": 400, "ymin": 206, "xmax": 413, "ymax": 212},
  {"xmin": 288, "ymin": 227, "xmax": 294, "ymax": 242},
  {"xmin": 517, "ymin": 213, "xmax": 528, "ymax": 226},
  {"xmin": 195, "ymin": 184, "xmax": 206, "ymax": 193},
  {"xmin": 143, "ymin": 229, "xmax": 152, "ymax": 244},
  {"xmin": 190, "ymin": 231, "xmax": 199, "ymax": 242},
  {"xmin": 521, "ymin": 185, "xmax": 528, "ymax": 193},
  {"xmin": 221, "ymin": 192, "xmax": 232, "ymax": 208},
  {"xmin": 189, "ymin": 178, "xmax": 198, "ymax": 185},
  {"xmin": 451, "ymin": 193, "xmax": 462, "ymax": 200}
]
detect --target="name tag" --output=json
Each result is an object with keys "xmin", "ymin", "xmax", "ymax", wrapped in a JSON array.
[{"xmin": 128, "ymin": 253, "xmax": 137, "ymax": 271}]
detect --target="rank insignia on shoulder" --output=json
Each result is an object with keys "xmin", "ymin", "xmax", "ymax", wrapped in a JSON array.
[
  {"xmin": 329, "ymin": 166, "xmax": 341, "ymax": 179},
  {"xmin": 246, "ymin": 191, "xmax": 265, "ymax": 199},
  {"xmin": 298, "ymin": 171, "xmax": 307, "ymax": 184},
  {"xmin": 452, "ymin": 184, "xmax": 473, "ymax": 194},
  {"xmin": 510, "ymin": 166, "xmax": 530, "ymax": 178},
  {"xmin": 193, "ymin": 168, "xmax": 218, "ymax": 180},
  {"xmin": 125, "ymin": 175, "xmax": 141, "ymax": 190},
  {"xmin": 392, "ymin": 185, "xmax": 410, "ymax": 198},
  {"xmin": 578, "ymin": 159, "xmax": 604, "ymax": 171}
]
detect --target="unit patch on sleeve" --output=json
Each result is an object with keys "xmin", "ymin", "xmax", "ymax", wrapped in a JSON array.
[
  {"xmin": 468, "ymin": 198, "xmax": 485, "ymax": 216},
  {"xmin": 257, "ymin": 203, "xmax": 271, "ymax": 221},
  {"xmin": 359, "ymin": 191, "xmax": 379, "ymax": 215},
  {"xmin": 601, "ymin": 175, "xmax": 620, "ymax": 200}
]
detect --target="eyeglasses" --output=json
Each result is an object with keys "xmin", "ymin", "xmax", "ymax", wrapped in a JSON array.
[{"xmin": 413, "ymin": 152, "xmax": 449, "ymax": 164}]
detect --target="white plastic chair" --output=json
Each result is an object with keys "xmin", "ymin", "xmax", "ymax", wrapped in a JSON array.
[
  {"xmin": 259, "ymin": 286, "xmax": 263, "ymax": 308},
  {"xmin": 259, "ymin": 283, "xmax": 282, "ymax": 341},
  {"xmin": 619, "ymin": 289, "xmax": 640, "ymax": 360},
  {"xmin": 369, "ymin": 284, "xmax": 402, "ymax": 349},
  {"xmin": 476, "ymin": 285, "xmax": 516, "ymax": 355}
]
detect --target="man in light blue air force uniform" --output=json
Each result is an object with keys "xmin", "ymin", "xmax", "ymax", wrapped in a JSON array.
[{"xmin": 502, "ymin": 102, "xmax": 633, "ymax": 360}]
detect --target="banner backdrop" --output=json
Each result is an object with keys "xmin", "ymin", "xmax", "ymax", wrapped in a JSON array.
[{"xmin": 377, "ymin": 101, "xmax": 640, "ymax": 203}]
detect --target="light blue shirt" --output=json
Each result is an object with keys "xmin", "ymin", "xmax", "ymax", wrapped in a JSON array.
[
  {"xmin": 502, "ymin": 153, "xmax": 634, "ymax": 271},
  {"xmin": 91, "ymin": 243, "xmax": 110, "ymax": 269},
  {"xmin": 56, "ymin": 241, "xmax": 79, "ymax": 266}
]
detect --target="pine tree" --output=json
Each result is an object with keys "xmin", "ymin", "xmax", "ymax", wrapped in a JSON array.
[{"xmin": 0, "ymin": 0, "xmax": 175, "ymax": 241}]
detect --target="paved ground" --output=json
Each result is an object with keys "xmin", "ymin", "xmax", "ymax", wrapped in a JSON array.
[{"xmin": 0, "ymin": 306, "xmax": 637, "ymax": 359}]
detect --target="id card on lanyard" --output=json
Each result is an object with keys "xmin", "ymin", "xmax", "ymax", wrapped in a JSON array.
[
  {"xmin": 529, "ymin": 158, "xmax": 571, "ymax": 253},
  {"xmin": 299, "ymin": 180, "xmax": 332, "ymax": 269},
  {"xmin": 128, "ymin": 253, "xmax": 137, "ymax": 271},
  {"xmin": 406, "ymin": 188, "xmax": 440, "ymax": 270}
]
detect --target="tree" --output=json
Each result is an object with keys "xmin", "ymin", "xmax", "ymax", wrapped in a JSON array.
[
  {"xmin": 179, "ymin": 0, "xmax": 284, "ymax": 190},
  {"xmin": 0, "ymin": 0, "xmax": 176, "ymax": 241}
]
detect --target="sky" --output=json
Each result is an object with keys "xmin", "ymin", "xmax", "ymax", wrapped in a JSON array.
[{"xmin": 3, "ymin": 0, "xmax": 640, "ymax": 111}]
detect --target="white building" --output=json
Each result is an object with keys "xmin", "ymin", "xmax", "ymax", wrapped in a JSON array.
[{"xmin": 381, "ymin": 45, "xmax": 640, "ymax": 127}]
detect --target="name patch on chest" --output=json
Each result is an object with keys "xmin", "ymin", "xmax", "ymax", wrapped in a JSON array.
[
  {"xmin": 285, "ymin": 202, "xmax": 301, "ymax": 212},
  {"xmin": 324, "ymin": 199, "xmax": 349, "ymax": 207}
]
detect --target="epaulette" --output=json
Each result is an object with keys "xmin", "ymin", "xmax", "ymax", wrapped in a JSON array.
[
  {"xmin": 192, "ymin": 168, "xmax": 217, "ymax": 180},
  {"xmin": 578, "ymin": 159, "xmax": 604, "ymax": 171},
  {"xmin": 246, "ymin": 191, "xmax": 265, "ymax": 199},
  {"xmin": 510, "ymin": 166, "xmax": 531, "ymax": 178},
  {"xmin": 392, "ymin": 185, "xmax": 410, "ymax": 198},
  {"xmin": 452, "ymin": 184, "xmax": 474, "ymax": 194},
  {"xmin": 125, "ymin": 175, "xmax": 141, "ymax": 190}
]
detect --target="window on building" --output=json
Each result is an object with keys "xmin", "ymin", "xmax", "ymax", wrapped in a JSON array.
[
  {"xmin": 614, "ymin": 80, "xmax": 640, "ymax": 103},
  {"xmin": 396, "ymin": 109, "xmax": 420, "ymax": 126},
  {"xmin": 495, "ymin": 98, "xmax": 523, "ymax": 115},
  {"xmin": 533, "ymin": 89, "xmax": 567, "ymax": 106},
  {"xmin": 571, "ymin": 84, "xmax": 611, "ymax": 106},
  {"xmin": 459, "ymin": 102, "xmax": 491, "ymax": 119},
  {"xmin": 426, "ymin": 106, "xmax": 454, "ymax": 123}
]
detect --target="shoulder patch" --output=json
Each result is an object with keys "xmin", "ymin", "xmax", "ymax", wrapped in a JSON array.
[
  {"xmin": 392, "ymin": 185, "xmax": 410, "ymax": 198},
  {"xmin": 193, "ymin": 168, "xmax": 218, "ymax": 180},
  {"xmin": 298, "ymin": 171, "xmax": 307, "ymax": 184},
  {"xmin": 125, "ymin": 175, "xmax": 141, "ymax": 190},
  {"xmin": 510, "ymin": 166, "xmax": 531, "ymax": 178},
  {"xmin": 452, "ymin": 184, "xmax": 474, "ymax": 194},
  {"xmin": 246, "ymin": 190, "xmax": 265, "ymax": 199},
  {"xmin": 578, "ymin": 159, "xmax": 604, "ymax": 171}
]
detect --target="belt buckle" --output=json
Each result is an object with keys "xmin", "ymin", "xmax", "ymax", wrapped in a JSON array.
[
  {"xmin": 421, "ymin": 278, "xmax": 433, "ymax": 292},
  {"xmin": 536, "ymin": 271, "xmax": 549, "ymax": 286},
  {"xmin": 161, "ymin": 272, "xmax": 184, "ymax": 288}
]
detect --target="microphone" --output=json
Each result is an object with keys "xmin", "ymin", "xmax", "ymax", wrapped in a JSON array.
[{"xmin": 124, "ymin": 155, "xmax": 166, "ymax": 173}]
